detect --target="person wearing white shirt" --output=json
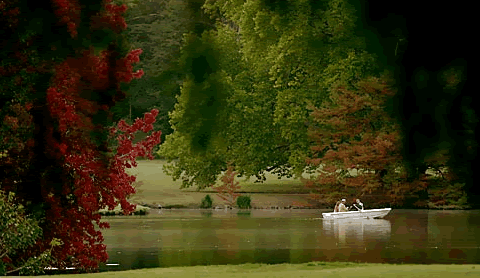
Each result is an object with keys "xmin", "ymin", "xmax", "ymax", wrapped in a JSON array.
[{"xmin": 338, "ymin": 199, "xmax": 349, "ymax": 212}]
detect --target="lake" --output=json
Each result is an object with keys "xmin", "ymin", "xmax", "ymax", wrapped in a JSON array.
[{"xmin": 97, "ymin": 209, "xmax": 480, "ymax": 272}]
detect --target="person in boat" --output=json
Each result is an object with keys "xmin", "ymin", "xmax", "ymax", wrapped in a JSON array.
[
  {"xmin": 353, "ymin": 198, "xmax": 364, "ymax": 211},
  {"xmin": 337, "ymin": 199, "xmax": 349, "ymax": 212},
  {"xmin": 334, "ymin": 200, "xmax": 342, "ymax": 212}
]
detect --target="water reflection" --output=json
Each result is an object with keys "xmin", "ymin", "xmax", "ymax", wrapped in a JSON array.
[
  {"xmin": 322, "ymin": 218, "xmax": 391, "ymax": 248},
  {"xmin": 98, "ymin": 209, "xmax": 480, "ymax": 271},
  {"xmin": 103, "ymin": 248, "xmax": 294, "ymax": 271},
  {"xmin": 389, "ymin": 209, "xmax": 429, "ymax": 250},
  {"xmin": 236, "ymin": 210, "xmax": 252, "ymax": 217},
  {"xmin": 200, "ymin": 211, "xmax": 212, "ymax": 218}
]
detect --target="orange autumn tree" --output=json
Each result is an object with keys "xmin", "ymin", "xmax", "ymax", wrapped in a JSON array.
[
  {"xmin": 305, "ymin": 76, "xmax": 427, "ymax": 207},
  {"xmin": 214, "ymin": 166, "xmax": 242, "ymax": 207}
]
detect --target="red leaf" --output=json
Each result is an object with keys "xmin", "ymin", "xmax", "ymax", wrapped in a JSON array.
[{"xmin": 144, "ymin": 112, "xmax": 155, "ymax": 125}]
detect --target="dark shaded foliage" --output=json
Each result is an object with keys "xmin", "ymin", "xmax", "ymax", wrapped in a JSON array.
[{"xmin": 352, "ymin": 0, "xmax": 477, "ymax": 207}]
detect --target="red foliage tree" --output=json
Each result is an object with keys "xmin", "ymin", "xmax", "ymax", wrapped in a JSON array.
[
  {"xmin": 305, "ymin": 76, "xmax": 428, "ymax": 207},
  {"xmin": 214, "ymin": 167, "xmax": 242, "ymax": 207},
  {"xmin": 0, "ymin": 0, "xmax": 161, "ymax": 272}
]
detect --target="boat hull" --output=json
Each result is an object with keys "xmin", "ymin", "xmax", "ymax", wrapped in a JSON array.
[{"xmin": 322, "ymin": 208, "xmax": 391, "ymax": 220}]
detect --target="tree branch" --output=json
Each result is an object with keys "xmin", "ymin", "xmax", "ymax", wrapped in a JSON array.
[
  {"xmin": 0, "ymin": 249, "xmax": 9, "ymax": 260},
  {"xmin": 6, "ymin": 250, "xmax": 50, "ymax": 275}
]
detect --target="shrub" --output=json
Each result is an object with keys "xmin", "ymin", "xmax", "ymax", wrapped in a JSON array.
[
  {"xmin": 237, "ymin": 195, "xmax": 251, "ymax": 209},
  {"xmin": 0, "ymin": 191, "xmax": 61, "ymax": 275},
  {"xmin": 200, "ymin": 194, "xmax": 213, "ymax": 208},
  {"xmin": 133, "ymin": 208, "xmax": 148, "ymax": 215}
]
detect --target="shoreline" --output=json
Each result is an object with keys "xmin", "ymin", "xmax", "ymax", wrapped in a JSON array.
[
  {"xmin": 109, "ymin": 200, "xmax": 473, "ymax": 216},
  {"xmin": 120, "ymin": 160, "xmax": 472, "ymax": 214},
  {"xmin": 132, "ymin": 195, "xmax": 471, "ymax": 211}
]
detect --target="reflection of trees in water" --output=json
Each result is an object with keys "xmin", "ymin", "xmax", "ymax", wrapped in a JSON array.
[
  {"xmin": 132, "ymin": 249, "xmax": 160, "ymax": 269},
  {"xmin": 425, "ymin": 210, "xmax": 478, "ymax": 264},
  {"xmin": 427, "ymin": 210, "xmax": 479, "ymax": 249},
  {"xmin": 102, "ymin": 248, "xmax": 294, "ymax": 270},
  {"xmin": 104, "ymin": 248, "xmax": 160, "ymax": 271},
  {"xmin": 236, "ymin": 210, "xmax": 252, "ymax": 217},
  {"xmin": 99, "ymin": 210, "xmax": 480, "ymax": 271},
  {"xmin": 389, "ymin": 210, "xmax": 428, "ymax": 250},
  {"xmin": 102, "ymin": 245, "xmax": 478, "ymax": 271}
]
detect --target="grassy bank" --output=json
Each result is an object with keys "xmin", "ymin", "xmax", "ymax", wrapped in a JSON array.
[
  {"xmin": 123, "ymin": 159, "xmax": 464, "ymax": 210},
  {"xmin": 25, "ymin": 262, "xmax": 480, "ymax": 278},
  {"xmin": 125, "ymin": 160, "xmax": 319, "ymax": 209}
]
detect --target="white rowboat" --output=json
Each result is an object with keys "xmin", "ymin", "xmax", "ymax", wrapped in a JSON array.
[{"xmin": 322, "ymin": 208, "xmax": 391, "ymax": 220}]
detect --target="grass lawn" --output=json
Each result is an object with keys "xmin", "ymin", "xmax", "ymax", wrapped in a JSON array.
[
  {"xmin": 128, "ymin": 159, "xmax": 310, "ymax": 193},
  {"xmin": 125, "ymin": 160, "xmax": 316, "ymax": 208},
  {"xmin": 23, "ymin": 262, "xmax": 480, "ymax": 278},
  {"xmin": 122, "ymin": 159, "xmax": 446, "ymax": 209}
]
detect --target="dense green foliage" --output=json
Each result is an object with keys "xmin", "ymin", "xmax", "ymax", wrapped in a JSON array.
[
  {"xmin": 117, "ymin": 0, "xmax": 473, "ymax": 207},
  {"xmin": 109, "ymin": 0, "xmax": 222, "ymax": 148},
  {"xmin": 356, "ymin": 1, "xmax": 477, "ymax": 206},
  {"xmin": 0, "ymin": 191, "xmax": 61, "ymax": 275},
  {"xmin": 159, "ymin": 0, "xmax": 380, "ymax": 189},
  {"xmin": 108, "ymin": 0, "xmax": 191, "ymax": 145}
]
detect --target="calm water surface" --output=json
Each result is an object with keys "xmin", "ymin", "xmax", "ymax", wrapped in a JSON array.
[{"xmin": 98, "ymin": 209, "xmax": 480, "ymax": 271}]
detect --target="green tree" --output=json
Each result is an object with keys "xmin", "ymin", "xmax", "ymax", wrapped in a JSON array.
[
  {"xmin": 108, "ymin": 0, "xmax": 193, "ymax": 144},
  {"xmin": 102, "ymin": 0, "xmax": 215, "ymax": 147},
  {"xmin": 0, "ymin": 191, "xmax": 62, "ymax": 275},
  {"xmin": 159, "ymin": 0, "xmax": 380, "ymax": 189}
]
